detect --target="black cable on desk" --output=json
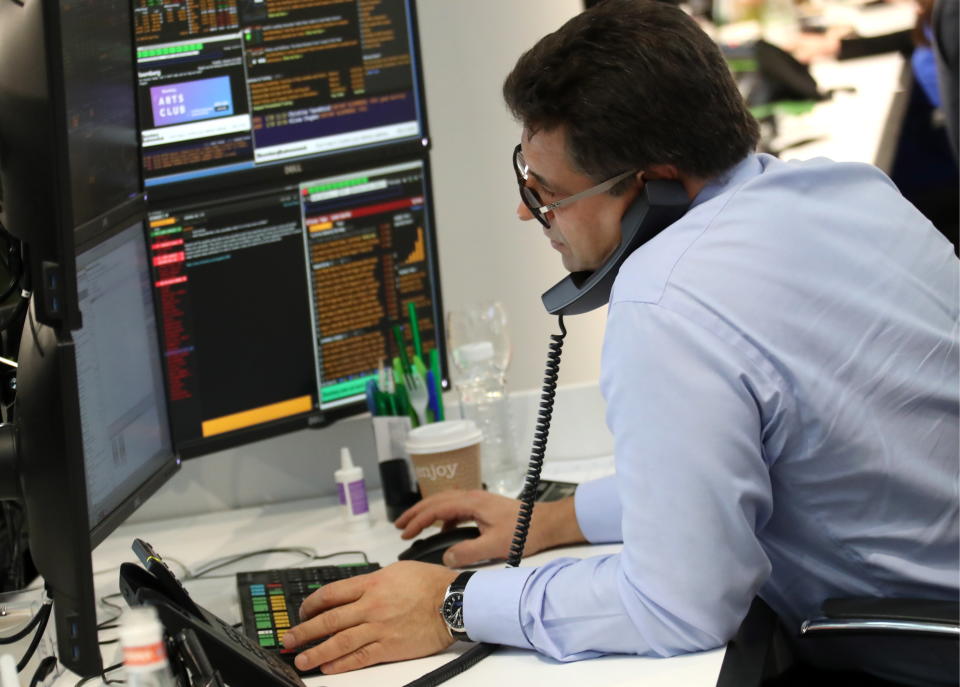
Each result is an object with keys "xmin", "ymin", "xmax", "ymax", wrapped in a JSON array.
[
  {"xmin": 74, "ymin": 661, "xmax": 124, "ymax": 687},
  {"xmin": 28, "ymin": 656, "xmax": 57, "ymax": 687},
  {"xmin": 0, "ymin": 598, "xmax": 52, "ymax": 645},
  {"xmin": 16, "ymin": 600, "xmax": 52, "ymax": 672}
]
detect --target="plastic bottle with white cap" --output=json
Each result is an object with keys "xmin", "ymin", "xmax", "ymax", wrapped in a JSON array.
[
  {"xmin": 119, "ymin": 606, "xmax": 176, "ymax": 687},
  {"xmin": 335, "ymin": 447, "xmax": 371, "ymax": 525},
  {"xmin": 454, "ymin": 341, "xmax": 521, "ymax": 495}
]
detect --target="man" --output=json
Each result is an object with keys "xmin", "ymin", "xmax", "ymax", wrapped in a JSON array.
[{"xmin": 281, "ymin": 0, "xmax": 959, "ymax": 679}]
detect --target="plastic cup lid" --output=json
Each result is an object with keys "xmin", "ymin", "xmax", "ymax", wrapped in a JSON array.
[{"xmin": 405, "ymin": 420, "xmax": 482, "ymax": 454}]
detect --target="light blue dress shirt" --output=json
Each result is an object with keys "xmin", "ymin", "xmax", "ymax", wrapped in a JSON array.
[{"xmin": 463, "ymin": 154, "xmax": 960, "ymax": 661}]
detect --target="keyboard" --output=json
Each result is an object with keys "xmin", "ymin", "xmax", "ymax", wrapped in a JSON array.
[{"xmin": 237, "ymin": 563, "xmax": 380, "ymax": 667}]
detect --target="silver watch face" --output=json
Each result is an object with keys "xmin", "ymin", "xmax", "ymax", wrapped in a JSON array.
[{"xmin": 442, "ymin": 591, "xmax": 465, "ymax": 631}]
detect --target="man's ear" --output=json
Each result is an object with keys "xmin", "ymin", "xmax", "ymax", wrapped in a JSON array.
[
  {"xmin": 642, "ymin": 164, "xmax": 707, "ymax": 201},
  {"xmin": 642, "ymin": 164, "xmax": 680, "ymax": 181}
]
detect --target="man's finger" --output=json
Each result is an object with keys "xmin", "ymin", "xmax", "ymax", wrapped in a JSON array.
[
  {"xmin": 399, "ymin": 502, "xmax": 477, "ymax": 539},
  {"xmin": 298, "ymin": 575, "xmax": 367, "ymax": 620},
  {"xmin": 284, "ymin": 600, "xmax": 366, "ymax": 649},
  {"xmin": 319, "ymin": 640, "xmax": 387, "ymax": 674},
  {"xmin": 394, "ymin": 490, "xmax": 464, "ymax": 528},
  {"xmin": 442, "ymin": 536, "xmax": 504, "ymax": 568},
  {"xmin": 292, "ymin": 625, "xmax": 378, "ymax": 672}
]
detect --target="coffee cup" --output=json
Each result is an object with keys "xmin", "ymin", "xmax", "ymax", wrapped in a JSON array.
[{"xmin": 404, "ymin": 420, "xmax": 483, "ymax": 498}]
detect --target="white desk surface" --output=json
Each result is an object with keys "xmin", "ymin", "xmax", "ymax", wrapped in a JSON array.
[{"xmin": 55, "ymin": 458, "xmax": 724, "ymax": 687}]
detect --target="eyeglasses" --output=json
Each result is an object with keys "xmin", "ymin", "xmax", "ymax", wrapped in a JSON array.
[{"xmin": 513, "ymin": 144, "xmax": 636, "ymax": 228}]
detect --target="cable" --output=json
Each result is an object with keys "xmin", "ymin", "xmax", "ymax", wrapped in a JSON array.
[
  {"xmin": 186, "ymin": 547, "xmax": 318, "ymax": 580},
  {"xmin": 15, "ymin": 599, "xmax": 52, "ymax": 672},
  {"xmin": 97, "ymin": 592, "xmax": 124, "ymax": 631},
  {"xmin": 404, "ymin": 643, "xmax": 498, "ymax": 687},
  {"xmin": 311, "ymin": 550, "xmax": 370, "ymax": 565},
  {"xmin": 74, "ymin": 661, "xmax": 123, "ymax": 687},
  {"xmin": 508, "ymin": 314, "xmax": 565, "ymax": 567},
  {"xmin": 401, "ymin": 315, "xmax": 567, "ymax": 687},
  {"xmin": 0, "ymin": 598, "xmax": 52, "ymax": 645},
  {"xmin": 28, "ymin": 655, "xmax": 56, "ymax": 687}
]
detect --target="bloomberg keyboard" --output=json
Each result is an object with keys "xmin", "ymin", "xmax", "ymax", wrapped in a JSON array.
[{"xmin": 237, "ymin": 563, "xmax": 380, "ymax": 667}]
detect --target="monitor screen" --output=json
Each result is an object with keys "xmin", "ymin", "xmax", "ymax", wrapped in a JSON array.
[
  {"xmin": 62, "ymin": 0, "xmax": 142, "ymax": 227},
  {"xmin": 300, "ymin": 159, "xmax": 441, "ymax": 409},
  {"xmin": 133, "ymin": 0, "xmax": 427, "ymax": 190},
  {"xmin": 14, "ymin": 210, "xmax": 177, "ymax": 677},
  {"xmin": 146, "ymin": 155, "xmax": 444, "ymax": 456},
  {"xmin": 74, "ymin": 218, "xmax": 175, "ymax": 539}
]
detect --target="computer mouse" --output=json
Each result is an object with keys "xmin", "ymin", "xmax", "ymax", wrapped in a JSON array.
[{"xmin": 397, "ymin": 526, "xmax": 482, "ymax": 565}]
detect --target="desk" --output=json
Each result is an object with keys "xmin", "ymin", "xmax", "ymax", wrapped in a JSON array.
[{"xmin": 48, "ymin": 471, "xmax": 724, "ymax": 687}]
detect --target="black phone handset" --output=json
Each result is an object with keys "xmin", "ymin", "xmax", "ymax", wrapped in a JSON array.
[
  {"xmin": 541, "ymin": 179, "xmax": 691, "ymax": 315},
  {"xmin": 407, "ymin": 180, "xmax": 691, "ymax": 687}
]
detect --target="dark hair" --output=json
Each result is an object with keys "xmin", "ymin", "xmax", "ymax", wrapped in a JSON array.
[{"xmin": 503, "ymin": 0, "xmax": 759, "ymax": 186}]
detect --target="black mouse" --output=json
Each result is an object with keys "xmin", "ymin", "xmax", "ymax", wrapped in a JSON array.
[{"xmin": 397, "ymin": 526, "xmax": 481, "ymax": 565}]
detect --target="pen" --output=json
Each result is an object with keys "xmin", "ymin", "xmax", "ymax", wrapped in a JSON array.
[
  {"xmin": 408, "ymin": 301, "xmax": 423, "ymax": 360},
  {"xmin": 393, "ymin": 324, "xmax": 411, "ymax": 374},
  {"xmin": 429, "ymin": 347, "xmax": 445, "ymax": 420},
  {"xmin": 365, "ymin": 379, "xmax": 379, "ymax": 416},
  {"xmin": 426, "ymin": 369, "xmax": 438, "ymax": 423}
]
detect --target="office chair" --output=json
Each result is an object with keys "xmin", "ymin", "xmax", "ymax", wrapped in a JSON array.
[{"xmin": 717, "ymin": 596, "xmax": 960, "ymax": 686}]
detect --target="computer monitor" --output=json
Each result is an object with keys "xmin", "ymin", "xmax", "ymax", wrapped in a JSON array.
[
  {"xmin": 9, "ymin": 203, "xmax": 178, "ymax": 677},
  {"xmin": 133, "ymin": 0, "xmax": 430, "ymax": 197},
  {"xmin": 146, "ymin": 155, "xmax": 445, "ymax": 457},
  {"xmin": 0, "ymin": 0, "xmax": 141, "ymax": 329}
]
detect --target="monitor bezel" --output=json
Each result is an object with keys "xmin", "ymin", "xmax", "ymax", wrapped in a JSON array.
[{"xmin": 138, "ymin": 0, "xmax": 433, "ymax": 205}]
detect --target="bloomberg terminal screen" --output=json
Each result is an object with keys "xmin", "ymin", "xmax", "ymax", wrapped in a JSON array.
[
  {"xmin": 299, "ymin": 159, "xmax": 440, "ymax": 409},
  {"xmin": 146, "ymin": 157, "xmax": 441, "ymax": 452},
  {"xmin": 133, "ymin": 0, "xmax": 425, "ymax": 187}
]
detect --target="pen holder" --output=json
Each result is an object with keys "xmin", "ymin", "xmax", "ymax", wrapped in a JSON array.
[{"xmin": 371, "ymin": 416, "xmax": 421, "ymax": 521}]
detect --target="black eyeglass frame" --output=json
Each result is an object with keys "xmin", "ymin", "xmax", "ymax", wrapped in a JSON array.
[{"xmin": 512, "ymin": 144, "xmax": 637, "ymax": 228}]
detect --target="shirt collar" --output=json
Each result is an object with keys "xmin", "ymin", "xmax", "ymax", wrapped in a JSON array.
[{"xmin": 689, "ymin": 154, "xmax": 766, "ymax": 210}]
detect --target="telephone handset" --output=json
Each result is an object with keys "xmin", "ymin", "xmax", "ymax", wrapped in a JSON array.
[
  {"xmin": 541, "ymin": 179, "xmax": 690, "ymax": 316},
  {"xmin": 119, "ymin": 539, "xmax": 306, "ymax": 687}
]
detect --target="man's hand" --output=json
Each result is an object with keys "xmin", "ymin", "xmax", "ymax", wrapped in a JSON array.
[
  {"xmin": 283, "ymin": 562, "xmax": 458, "ymax": 674},
  {"xmin": 394, "ymin": 489, "xmax": 586, "ymax": 567}
]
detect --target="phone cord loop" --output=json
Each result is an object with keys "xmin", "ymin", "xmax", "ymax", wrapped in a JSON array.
[{"xmin": 508, "ymin": 314, "xmax": 565, "ymax": 568}]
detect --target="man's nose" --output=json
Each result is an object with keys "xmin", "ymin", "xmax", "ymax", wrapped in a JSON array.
[{"xmin": 517, "ymin": 201, "xmax": 535, "ymax": 221}]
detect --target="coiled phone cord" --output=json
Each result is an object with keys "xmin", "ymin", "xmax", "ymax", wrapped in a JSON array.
[
  {"xmin": 507, "ymin": 314, "xmax": 566, "ymax": 568},
  {"xmin": 404, "ymin": 315, "xmax": 566, "ymax": 687}
]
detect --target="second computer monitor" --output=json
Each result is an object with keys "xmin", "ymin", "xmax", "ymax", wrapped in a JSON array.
[{"xmin": 147, "ymin": 156, "xmax": 444, "ymax": 456}]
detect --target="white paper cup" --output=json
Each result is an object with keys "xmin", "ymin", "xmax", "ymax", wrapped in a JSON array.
[{"xmin": 405, "ymin": 420, "xmax": 483, "ymax": 498}]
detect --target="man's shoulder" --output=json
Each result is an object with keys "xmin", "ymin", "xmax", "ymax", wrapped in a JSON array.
[{"xmin": 610, "ymin": 155, "xmax": 913, "ymax": 307}]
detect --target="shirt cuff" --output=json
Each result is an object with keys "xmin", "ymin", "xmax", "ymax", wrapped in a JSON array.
[
  {"xmin": 574, "ymin": 475, "xmax": 622, "ymax": 543},
  {"xmin": 463, "ymin": 567, "xmax": 536, "ymax": 649}
]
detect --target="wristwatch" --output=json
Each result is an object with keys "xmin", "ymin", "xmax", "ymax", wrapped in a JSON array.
[{"xmin": 440, "ymin": 571, "xmax": 475, "ymax": 641}]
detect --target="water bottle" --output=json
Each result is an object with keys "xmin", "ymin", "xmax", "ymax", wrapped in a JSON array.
[{"xmin": 454, "ymin": 341, "xmax": 521, "ymax": 496}]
